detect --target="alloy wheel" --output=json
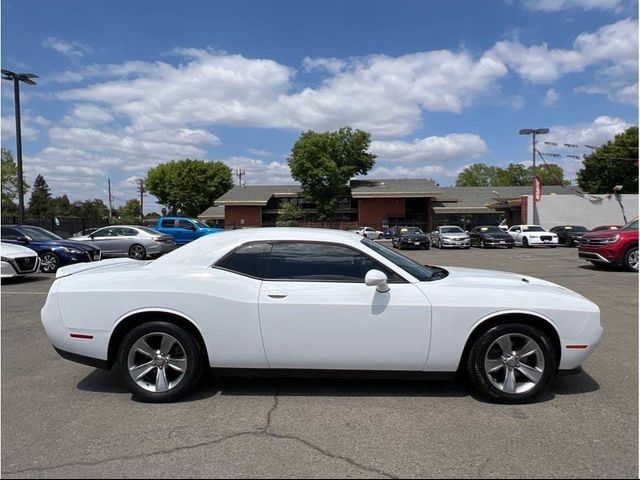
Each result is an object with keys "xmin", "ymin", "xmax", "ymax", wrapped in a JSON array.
[
  {"xmin": 40, "ymin": 253, "xmax": 58, "ymax": 273},
  {"xmin": 629, "ymin": 249, "xmax": 639, "ymax": 271},
  {"xmin": 127, "ymin": 333, "xmax": 188, "ymax": 393},
  {"xmin": 129, "ymin": 245, "xmax": 146, "ymax": 260},
  {"xmin": 484, "ymin": 333, "xmax": 545, "ymax": 395}
]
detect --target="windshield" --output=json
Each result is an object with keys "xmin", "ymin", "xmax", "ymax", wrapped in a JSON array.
[
  {"xmin": 138, "ymin": 226, "xmax": 163, "ymax": 235},
  {"xmin": 522, "ymin": 226, "xmax": 546, "ymax": 232},
  {"xmin": 441, "ymin": 227, "xmax": 464, "ymax": 233},
  {"xmin": 194, "ymin": 219, "xmax": 210, "ymax": 228},
  {"xmin": 623, "ymin": 219, "xmax": 639, "ymax": 230},
  {"xmin": 479, "ymin": 226, "xmax": 503, "ymax": 233},
  {"xmin": 19, "ymin": 226, "xmax": 63, "ymax": 241},
  {"xmin": 400, "ymin": 227, "xmax": 423, "ymax": 235},
  {"xmin": 362, "ymin": 238, "xmax": 437, "ymax": 281}
]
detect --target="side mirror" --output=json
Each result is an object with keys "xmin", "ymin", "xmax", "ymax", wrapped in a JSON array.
[
  {"xmin": 16, "ymin": 235, "xmax": 30, "ymax": 243},
  {"xmin": 365, "ymin": 269, "xmax": 390, "ymax": 293}
]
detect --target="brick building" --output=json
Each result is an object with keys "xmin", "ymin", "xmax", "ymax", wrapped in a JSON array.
[{"xmin": 212, "ymin": 179, "xmax": 578, "ymax": 231}]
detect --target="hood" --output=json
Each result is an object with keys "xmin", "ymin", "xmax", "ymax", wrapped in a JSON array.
[
  {"xmin": 482, "ymin": 232, "xmax": 512, "ymax": 239},
  {"xmin": 583, "ymin": 230, "xmax": 619, "ymax": 239},
  {"xmin": 56, "ymin": 258, "xmax": 150, "ymax": 278},
  {"xmin": 436, "ymin": 266, "xmax": 585, "ymax": 298},
  {"xmin": 53, "ymin": 239, "xmax": 100, "ymax": 251},
  {"xmin": 0, "ymin": 242, "xmax": 37, "ymax": 257}
]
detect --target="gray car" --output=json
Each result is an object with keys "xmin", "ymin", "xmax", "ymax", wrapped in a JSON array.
[
  {"xmin": 431, "ymin": 225, "xmax": 471, "ymax": 249},
  {"xmin": 74, "ymin": 225, "xmax": 177, "ymax": 260}
]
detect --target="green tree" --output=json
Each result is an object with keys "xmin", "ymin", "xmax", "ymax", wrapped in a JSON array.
[
  {"xmin": 577, "ymin": 127, "xmax": 639, "ymax": 194},
  {"xmin": 51, "ymin": 194, "xmax": 73, "ymax": 216},
  {"xmin": 117, "ymin": 199, "xmax": 142, "ymax": 223},
  {"xmin": 146, "ymin": 159, "xmax": 234, "ymax": 216},
  {"xmin": 1, "ymin": 148, "xmax": 29, "ymax": 214},
  {"xmin": 288, "ymin": 127, "xmax": 376, "ymax": 221},
  {"xmin": 532, "ymin": 164, "xmax": 570, "ymax": 186},
  {"xmin": 455, "ymin": 163, "xmax": 501, "ymax": 187},
  {"xmin": 277, "ymin": 201, "xmax": 305, "ymax": 227},
  {"xmin": 496, "ymin": 163, "xmax": 530, "ymax": 186},
  {"xmin": 72, "ymin": 199, "xmax": 109, "ymax": 219},
  {"xmin": 27, "ymin": 174, "xmax": 53, "ymax": 217}
]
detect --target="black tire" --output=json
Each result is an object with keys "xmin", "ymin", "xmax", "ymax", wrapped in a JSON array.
[
  {"xmin": 623, "ymin": 246, "xmax": 638, "ymax": 272},
  {"xmin": 522, "ymin": 237, "xmax": 529, "ymax": 248},
  {"xmin": 129, "ymin": 244, "xmax": 147, "ymax": 260},
  {"xmin": 118, "ymin": 321, "xmax": 203, "ymax": 403},
  {"xmin": 40, "ymin": 252, "xmax": 60, "ymax": 273},
  {"xmin": 378, "ymin": 234, "xmax": 384, "ymax": 239},
  {"xmin": 466, "ymin": 323, "xmax": 557, "ymax": 404}
]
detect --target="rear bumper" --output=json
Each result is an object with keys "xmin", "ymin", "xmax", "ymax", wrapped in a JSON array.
[{"xmin": 54, "ymin": 347, "xmax": 110, "ymax": 370}]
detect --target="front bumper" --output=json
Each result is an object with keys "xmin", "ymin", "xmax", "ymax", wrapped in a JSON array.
[
  {"xmin": 524, "ymin": 237, "xmax": 558, "ymax": 246},
  {"xmin": 483, "ymin": 238, "xmax": 514, "ymax": 247},
  {"xmin": 440, "ymin": 238, "xmax": 471, "ymax": 248},
  {"xmin": 578, "ymin": 249, "xmax": 616, "ymax": 264},
  {"xmin": 1, "ymin": 255, "xmax": 40, "ymax": 277}
]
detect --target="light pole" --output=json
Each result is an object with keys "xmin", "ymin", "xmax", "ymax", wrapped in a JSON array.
[
  {"xmin": 519, "ymin": 128, "xmax": 549, "ymax": 225},
  {"xmin": 2, "ymin": 69, "xmax": 38, "ymax": 225}
]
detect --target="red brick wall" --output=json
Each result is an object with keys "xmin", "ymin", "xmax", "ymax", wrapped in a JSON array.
[
  {"xmin": 225, "ymin": 206, "xmax": 262, "ymax": 228},
  {"xmin": 358, "ymin": 198, "xmax": 406, "ymax": 228}
]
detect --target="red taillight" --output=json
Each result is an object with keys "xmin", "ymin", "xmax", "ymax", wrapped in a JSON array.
[{"xmin": 70, "ymin": 333, "xmax": 94, "ymax": 340}]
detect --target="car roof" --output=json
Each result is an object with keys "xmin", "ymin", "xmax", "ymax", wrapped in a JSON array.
[{"xmin": 151, "ymin": 228, "xmax": 367, "ymax": 268}]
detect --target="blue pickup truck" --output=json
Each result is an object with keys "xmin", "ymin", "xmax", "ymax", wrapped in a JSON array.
[{"xmin": 155, "ymin": 217, "xmax": 224, "ymax": 245}]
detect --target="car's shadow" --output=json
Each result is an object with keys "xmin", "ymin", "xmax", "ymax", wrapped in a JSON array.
[
  {"xmin": 77, "ymin": 368, "xmax": 600, "ymax": 404},
  {"xmin": 1, "ymin": 274, "xmax": 51, "ymax": 285}
]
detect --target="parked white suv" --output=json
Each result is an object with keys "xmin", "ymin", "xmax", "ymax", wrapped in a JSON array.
[{"xmin": 508, "ymin": 225, "xmax": 558, "ymax": 248}]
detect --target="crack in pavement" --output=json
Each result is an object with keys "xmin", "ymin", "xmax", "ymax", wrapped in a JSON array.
[{"xmin": 3, "ymin": 381, "xmax": 398, "ymax": 479}]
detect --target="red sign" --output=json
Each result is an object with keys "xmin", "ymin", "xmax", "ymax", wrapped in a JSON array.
[{"xmin": 534, "ymin": 176, "xmax": 542, "ymax": 203}]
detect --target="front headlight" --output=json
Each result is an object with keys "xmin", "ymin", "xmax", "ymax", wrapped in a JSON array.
[
  {"xmin": 61, "ymin": 247, "xmax": 84, "ymax": 255},
  {"xmin": 601, "ymin": 235, "xmax": 621, "ymax": 244}
]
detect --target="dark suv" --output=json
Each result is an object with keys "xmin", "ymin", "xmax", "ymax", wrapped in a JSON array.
[
  {"xmin": 392, "ymin": 227, "xmax": 430, "ymax": 250},
  {"xmin": 578, "ymin": 218, "xmax": 638, "ymax": 272}
]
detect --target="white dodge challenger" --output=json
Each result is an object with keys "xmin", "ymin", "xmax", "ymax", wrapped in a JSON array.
[{"xmin": 42, "ymin": 228, "xmax": 602, "ymax": 404}]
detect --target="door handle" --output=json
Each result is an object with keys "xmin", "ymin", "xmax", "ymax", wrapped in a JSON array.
[{"xmin": 266, "ymin": 291, "xmax": 288, "ymax": 299}]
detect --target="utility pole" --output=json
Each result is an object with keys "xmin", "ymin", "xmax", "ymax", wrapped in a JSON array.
[
  {"xmin": 2, "ymin": 70, "xmax": 38, "ymax": 225},
  {"xmin": 519, "ymin": 128, "xmax": 549, "ymax": 225},
  {"xmin": 235, "ymin": 168, "xmax": 246, "ymax": 187},
  {"xmin": 135, "ymin": 178, "xmax": 146, "ymax": 224},
  {"xmin": 107, "ymin": 178, "xmax": 113, "ymax": 220}
]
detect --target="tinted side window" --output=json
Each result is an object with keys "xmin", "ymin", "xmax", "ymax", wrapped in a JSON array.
[
  {"xmin": 161, "ymin": 219, "xmax": 175, "ymax": 228},
  {"xmin": 177, "ymin": 220, "xmax": 194, "ymax": 229},
  {"xmin": 216, "ymin": 243, "xmax": 272, "ymax": 278},
  {"xmin": 265, "ymin": 242, "xmax": 393, "ymax": 282},
  {"xmin": 119, "ymin": 228, "xmax": 138, "ymax": 236},
  {"xmin": 1, "ymin": 227, "xmax": 21, "ymax": 239}
]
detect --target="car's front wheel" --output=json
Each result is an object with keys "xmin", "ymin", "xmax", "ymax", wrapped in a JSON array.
[
  {"xmin": 118, "ymin": 322, "xmax": 203, "ymax": 403},
  {"xmin": 40, "ymin": 252, "xmax": 59, "ymax": 273},
  {"xmin": 623, "ymin": 247, "xmax": 639, "ymax": 272},
  {"xmin": 466, "ymin": 323, "xmax": 556, "ymax": 404}
]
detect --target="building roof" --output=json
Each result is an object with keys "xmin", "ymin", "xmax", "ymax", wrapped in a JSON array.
[
  {"xmin": 198, "ymin": 205, "xmax": 226, "ymax": 220},
  {"xmin": 350, "ymin": 179, "xmax": 442, "ymax": 198},
  {"xmin": 433, "ymin": 185, "xmax": 575, "ymax": 213},
  {"xmin": 215, "ymin": 185, "xmax": 302, "ymax": 206}
]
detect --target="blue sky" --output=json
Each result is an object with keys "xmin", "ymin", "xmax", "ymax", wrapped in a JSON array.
[{"xmin": 2, "ymin": 0, "xmax": 638, "ymax": 212}]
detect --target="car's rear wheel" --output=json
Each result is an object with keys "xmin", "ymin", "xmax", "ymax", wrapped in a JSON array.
[
  {"xmin": 466, "ymin": 323, "xmax": 556, "ymax": 404},
  {"xmin": 118, "ymin": 322, "xmax": 203, "ymax": 403},
  {"xmin": 129, "ymin": 244, "xmax": 147, "ymax": 260},
  {"xmin": 40, "ymin": 252, "xmax": 59, "ymax": 273},
  {"xmin": 623, "ymin": 247, "xmax": 639, "ymax": 272}
]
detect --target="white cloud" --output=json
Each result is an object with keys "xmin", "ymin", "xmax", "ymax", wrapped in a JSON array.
[
  {"xmin": 543, "ymin": 88, "xmax": 559, "ymax": 106},
  {"xmin": 545, "ymin": 115, "xmax": 633, "ymax": 146},
  {"xmin": 1, "ymin": 115, "xmax": 41, "ymax": 141},
  {"xmin": 302, "ymin": 57, "xmax": 347, "ymax": 74},
  {"xmin": 222, "ymin": 156, "xmax": 294, "ymax": 185},
  {"xmin": 365, "ymin": 164, "xmax": 455, "ymax": 180},
  {"xmin": 521, "ymin": 0, "xmax": 625, "ymax": 12},
  {"xmin": 370, "ymin": 134, "xmax": 488, "ymax": 162},
  {"xmin": 42, "ymin": 37, "xmax": 92, "ymax": 61},
  {"xmin": 64, "ymin": 104, "xmax": 115, "ymax": 125},
  {"xmin": 245, "ymin": 148, "xmax": 274, "ymax": 157}
]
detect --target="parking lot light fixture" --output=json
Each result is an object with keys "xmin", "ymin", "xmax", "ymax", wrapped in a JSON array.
[
  {"xmin": 2, "ymin": 69, "xmax": 38, "ymax": 225},
  {"xmin": 519, "ymin": 127, "xmax": 550, "ymax": 225}
]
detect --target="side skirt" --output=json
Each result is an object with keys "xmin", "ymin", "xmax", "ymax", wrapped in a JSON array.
[{"xmin": 210, "ymin": 368, "xmax": 456, "ymax": 381}]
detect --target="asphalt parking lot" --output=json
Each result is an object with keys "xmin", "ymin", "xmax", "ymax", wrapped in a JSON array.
[{"xmin": 1, "ymin": 246, "xmax": 638, "ymax": 478}]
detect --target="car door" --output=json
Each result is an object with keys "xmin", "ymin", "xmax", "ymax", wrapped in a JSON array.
[
  {"xmin": 89, "ymin": 227, "xmax": 115, "ymax": 254},
  {"xmin": 508, "ymin": 226, "xmax": 521, "ymax": 242},
  {"xmin": 111, "ymin": 227, "xmax": 138, "ymax": 256},
  {"xmin": 176, "ymin": 220, "xmax": 197, "ymax": 243},
  {"xmin": 258, "ymin": 241, "xmax": 431, "ymax": 370}
]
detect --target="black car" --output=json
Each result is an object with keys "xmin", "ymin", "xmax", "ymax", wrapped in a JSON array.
[
  {"xmin": 392, "ymin": 226, "xmax": 430, "ymax": 250},
  {"xmin": 549, "ymin": 225, "xmax": 588, "ymax": 247},
  {"xmin": 469, "ymin": 226, "xmax": 515, "ymax": 248}
]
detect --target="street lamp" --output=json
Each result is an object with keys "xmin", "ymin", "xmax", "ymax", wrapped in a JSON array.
[
  {"xmin": 519, "ymin": 128, "xmax": 549, "ymax": 225},
  {"xmin": 2, "ymin": 69, "xmax": 38, "ymax": 224}
]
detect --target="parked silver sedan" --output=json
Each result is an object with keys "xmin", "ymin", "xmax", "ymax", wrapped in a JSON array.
[
  {"xmin": 431, "ymin": 225, "xmax": 471, "ymax": 249},
  {"xmin": 74, "ymin": 226, "xmax": 177, "ymax": 260}
]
